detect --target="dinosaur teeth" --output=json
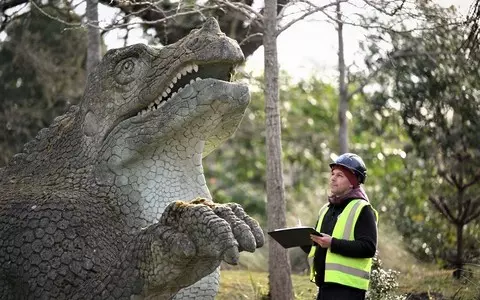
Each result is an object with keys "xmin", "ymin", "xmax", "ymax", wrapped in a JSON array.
[
  {"xmin": 137, "ymin": 63, "xmax": 201, "ymax": 118},
  {"xmin": 157, "ymin": 100, "xmax": 166, "ymax": 109},
  {"xmin": 163, "ymin": 63, "xmax": 200, "ymax": 98}
]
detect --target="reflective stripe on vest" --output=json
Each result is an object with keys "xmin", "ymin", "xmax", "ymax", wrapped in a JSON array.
[
  {"xmin": 307, "ymin": 203, "xmax": 329, "ymax": 281},
  {"xmin": 325, "ymin": 263, "xmax": 370, "ymax": 279},
  {"xmin": 307, "ymin": 199, "xmax": 378, "ymax": 290}
]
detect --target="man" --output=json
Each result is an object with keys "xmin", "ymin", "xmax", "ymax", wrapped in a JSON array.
[{"xmin": 304, "ymin": 153, "xmax": 378, "ymax": 300}]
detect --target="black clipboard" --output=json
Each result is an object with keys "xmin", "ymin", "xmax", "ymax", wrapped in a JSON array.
[{"xmin": 268, "ymin": 226, "xmax": 323, "ymax": 248}]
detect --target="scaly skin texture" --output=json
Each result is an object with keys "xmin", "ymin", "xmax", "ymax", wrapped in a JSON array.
[{"xmin": 0, "ymin": 17, "xmax": 264, "ymax": 299}]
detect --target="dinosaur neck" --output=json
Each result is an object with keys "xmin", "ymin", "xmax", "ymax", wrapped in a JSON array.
[{"xmin": 93, "ymin": 139, "xmax": 211, "ymax": 228}]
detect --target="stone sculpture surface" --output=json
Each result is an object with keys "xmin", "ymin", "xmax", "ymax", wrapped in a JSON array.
[{"xmin": 0, "ymin": 17, "xmax": 264, "ymax": 299}]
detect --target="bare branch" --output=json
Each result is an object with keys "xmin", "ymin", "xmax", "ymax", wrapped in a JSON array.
[
  {"xmin": 0, "ymin": 0, "xmax": 28, "ymax": 12},
  {"xmin": 465, "ymin": 196, "xmax": 480, "ymax": 223},
  {"xmin": 0, "ymin": 0, "xmax": 295, "ymax": 58},
  {"xmin": 443, "ymin": 173, "xmax": 456, "ymax": 187},
  {"xmin": 464, "ymin": 171, "xmax": 480, "ymax": 189},
  {"xmin": 29, "ymin": 0, "xmax": 82, "ymax": 26},
  {"xmin": 239, "ymin": 32, "xmax": 263, "ymax": 46},
  {"xmin": 316, "ymin": 2, "xmax": 464, "ymax": 35},
  {"xmin": 0, "ymin": 0, "xmax": 29, "ymax": 31},
  {"xmin": 429, "ymin": 195, "xmax": 457, "ymax": 224},
  {"xmin": 213, "ymin": 0, "xmax": 263, "ymax": 21},
  {"xmin": 464, "ymin": 0, "xmax": 480, "ymax": 52},
  {"xmin": 276, "ymin": 0, "xmax": 345, "ymax": 36},
  {"xmin": 465, "ymin": 209, "xmax": 480, "ymax": 223},
  {"xmin": 362, "ymin": 0, "xmax": 406, "ymax": 17},
  {"xmin": 29, "ymin": 0, "xmax": 225, "ymax": 32},
  {"xmin": 103, "ymin": 6, "xmax": 221, "ymax": 29}
]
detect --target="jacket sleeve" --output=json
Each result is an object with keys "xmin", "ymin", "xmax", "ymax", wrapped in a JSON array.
[{"xmin": 329, "ymin": 206, "xmax": 377, "ymax": 258}]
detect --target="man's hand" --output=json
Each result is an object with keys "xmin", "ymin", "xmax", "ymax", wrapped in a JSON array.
[{"xmin": 310, "ymin": 233, "xmax": 332, "ymax": 248}]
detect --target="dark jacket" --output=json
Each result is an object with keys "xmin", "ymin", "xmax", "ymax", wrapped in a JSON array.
[{"xmin": 302, "ymin": 187, "xmax": 377, "ymax": 287}]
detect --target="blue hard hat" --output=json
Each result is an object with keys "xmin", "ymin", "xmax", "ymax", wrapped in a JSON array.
[{"xmin": 329, "ymin": 153, "xmax": 367, "ymax": 184}]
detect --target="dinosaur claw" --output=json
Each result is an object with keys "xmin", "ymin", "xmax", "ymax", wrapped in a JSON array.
[
  {"xmin": 223, "ymin": 246, "xmax": 239, "ymax": 265},
  {"xmin": 236, "ymin": 230, "xmax": 256, "ymax": 253}
]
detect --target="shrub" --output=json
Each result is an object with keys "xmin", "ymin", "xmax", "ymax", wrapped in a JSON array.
[{"xmin": 367, "ymin": 255, "xmax": 405, "ymax": 300}]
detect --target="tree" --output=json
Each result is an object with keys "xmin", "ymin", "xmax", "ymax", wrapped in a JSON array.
[
  {"xmin": 264, "ymin": 0, "xmax": 294, "ymax": 298},
  {"xmin": 0, "ymin": 0, "xmax": 338, "ymax": 297},
  {"xmin": 0, "ymin": 0, "xmax": 339, "ymax": 167},
  {"xmin": 0, "ymin": 4, "xmax": 87, "ymax": 165},
  {"xmin": 336, "ymin": 1, "xmax": 349, "ymax": 153},
  {"xmin": 465, "ymin": 0, "xmax": 480, "ymax": 50},
  {"xmin": 363, "ymin": 2, "xmax": 480, "ymax": 279},
  {"xmin": 1, "ymin": 0, "xmax": 292, "ymax": 59},
  {"xmin": 86, "ymin": 0, "xmax": 101, "ymax": 74},
  {"xmin": 321, "ymin": 0, "xmax": 409, "ymax": 153},
  {"xmin": 204, "ymin": 74, "xmax": 340, "ymax": 222}
]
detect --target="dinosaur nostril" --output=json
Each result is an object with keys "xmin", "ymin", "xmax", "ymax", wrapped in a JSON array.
[{"xmin": 186, "ymin": 37, "xmax": 200, "ymax": 51}]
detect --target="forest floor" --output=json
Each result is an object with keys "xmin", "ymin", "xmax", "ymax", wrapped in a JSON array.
[{"xmin": 217, "ymin": 266, "xmax": 480, "ymax": 300}]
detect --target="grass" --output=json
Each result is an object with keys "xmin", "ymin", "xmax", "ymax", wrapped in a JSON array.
[
  {"xmin": 217, "ymin": 266, "xmax": 480, "ymax": 300},
  {"xmin": 215, "ymin": 218, "xmax": 480, "ymax": 299},
  {"xmin": 217, "ymin": 267, "xmax": 317, "ymax": 300},
  {"xmin": 398, "ymin": 265, "xmax": 480, "ymax": 299}
]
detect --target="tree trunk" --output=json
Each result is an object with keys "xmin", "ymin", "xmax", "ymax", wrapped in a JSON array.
[
  {"xmin": 86, "ymin": 0, "xmax": 101, "ymax": 75},
  {"xmin": 336, "ymin": 2, "xmax": 348, "ymax": 154},
  {"xmin": 454, "ymin": 222, "xmax": 464, "ymax": 279},
  {"xmin": 264, "ymin": 0, "xmax": 293, "ymax": 299}
]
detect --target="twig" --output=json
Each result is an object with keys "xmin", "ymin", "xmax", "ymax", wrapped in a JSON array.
[
  {"xmin": 30, "ymin": 0, "xmax": 82, "ymax": 27},
  {"xmin": 277, "ymin": 0, "xmax": 345, "ymax": 35}
]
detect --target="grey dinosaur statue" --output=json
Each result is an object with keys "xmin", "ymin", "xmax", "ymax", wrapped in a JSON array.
[{"xmin": 0, "ymin": 17, "xmax": 264, "ymax": 300}]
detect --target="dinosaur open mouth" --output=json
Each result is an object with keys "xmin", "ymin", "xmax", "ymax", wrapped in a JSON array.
[{"xmin": 135, "ymin": 62, "xmax": 237, "ymax": 117}]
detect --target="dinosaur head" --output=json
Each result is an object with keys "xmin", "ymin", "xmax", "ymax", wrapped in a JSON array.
[
  {"xmin": 82, "ymin": 17, "xmax": 247, "ymax": 146},
  {"xmin": 85, "ymin": 18, "xmax": 250, "ymax": 210}
]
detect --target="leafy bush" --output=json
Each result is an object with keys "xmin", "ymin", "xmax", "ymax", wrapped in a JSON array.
[{"xmin": 367, "ymin": 255, "xmax": 405, "ymax": 300}]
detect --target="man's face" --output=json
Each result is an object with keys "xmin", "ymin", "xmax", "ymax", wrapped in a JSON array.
[{"xmin": 329, "ymin": 168, "xmax": 353, "ymax": 196}]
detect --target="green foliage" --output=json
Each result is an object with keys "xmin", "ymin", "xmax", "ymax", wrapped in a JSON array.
[
  {"xmin": 0, "ymin": 4, "xmax": 87, "ymax": 166},
  {"xmin": 204, "ymin": 72, "xmax": 340, "ymax": 224},
  {"xmin": 368, "ymin": 256, "xmax": 404, "ymax": 300},
  {"xmin": 361, "ymin": 2, "xmax": 480, "ymax": 269}
]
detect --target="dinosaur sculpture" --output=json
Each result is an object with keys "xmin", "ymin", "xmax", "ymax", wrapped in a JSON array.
[{"xmin": 0, "ymin": 17, "xmax": 264, "ymax": 299}]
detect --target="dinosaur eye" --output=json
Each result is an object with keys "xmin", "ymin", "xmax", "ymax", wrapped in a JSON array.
[
  {"xmin": 114, "ymin": 58, "xmax": 138, "ymax": 84},
  {"xmin": 122, "ymin": 60, "xmax": 134, "ymax": 73}
]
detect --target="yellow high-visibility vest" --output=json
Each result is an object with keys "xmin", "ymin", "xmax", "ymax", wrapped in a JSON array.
[{"xmin": 308, "ymin": 199, "xmax": 378, "ymax": 290}]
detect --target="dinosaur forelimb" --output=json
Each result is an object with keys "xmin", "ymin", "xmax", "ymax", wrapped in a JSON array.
[{"xmin": 92, "ymin": 199, "xmax": 264, "ymax": 299}]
